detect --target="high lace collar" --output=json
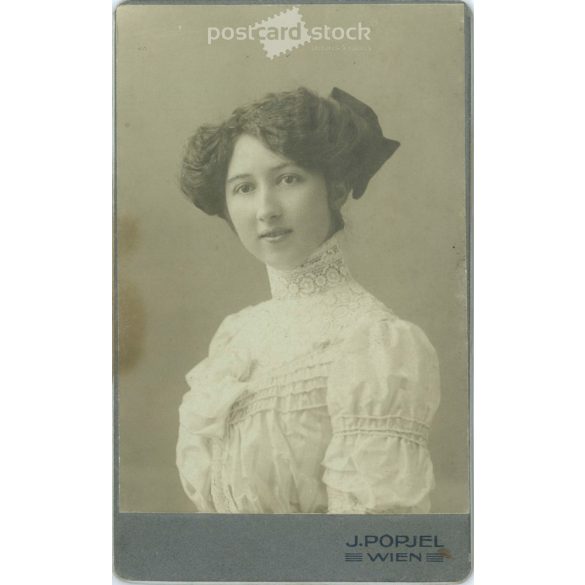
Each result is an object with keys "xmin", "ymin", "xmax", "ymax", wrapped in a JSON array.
[{"xmin": 267, "ymin": 235, "xmax": 352, "ymax": 300}]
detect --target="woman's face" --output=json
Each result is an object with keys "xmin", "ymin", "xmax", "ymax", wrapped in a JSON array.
[{"xmin": 225, "ymin": 134, "xmax": 334, "ymax": 270}]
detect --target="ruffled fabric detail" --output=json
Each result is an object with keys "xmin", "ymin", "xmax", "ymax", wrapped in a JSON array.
[
  {"xmin": 228, "ymin": 357, "xmax": 334, "ymax": 425},
  {"xmin": 218, "ymin": 353, "xmax": 337, "ymax": 513},
  {"xmin": 181, "ymin": 346, "xmax": 253, "ymax": 439},
  {"xmin": 176, "ymin": 319, "xmax": 254, "ymax": 511},
  {"xmin": 321, "ymin": 317, "xmax": 440, "ymax": 513},
  {"xmin": 322, "ymin": 432, "xmax": 435, "ymax": 512},
  {"xmin": 220, "ymin": 407, "xmax": 332, "ymax": 513}
]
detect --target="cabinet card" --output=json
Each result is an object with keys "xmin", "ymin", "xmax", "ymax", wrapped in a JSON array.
[{"xmin": 114, "ymin": 1, "xmax": 472, "ymax": 581}]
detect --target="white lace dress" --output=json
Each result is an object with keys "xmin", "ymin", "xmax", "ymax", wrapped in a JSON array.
[{"xmin": 176, "ymin": 236, "xmax": 440, "ymax": 513}]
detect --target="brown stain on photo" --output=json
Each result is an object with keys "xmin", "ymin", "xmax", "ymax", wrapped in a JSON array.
[{"xmin": 117, "ymin": 215, "xmax": 146, "ymax": 373}]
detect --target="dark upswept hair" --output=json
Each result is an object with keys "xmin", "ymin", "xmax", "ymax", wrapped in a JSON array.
[{"xmin": 180, "ymin": 87, "xmax": 398, "ymax": 231}]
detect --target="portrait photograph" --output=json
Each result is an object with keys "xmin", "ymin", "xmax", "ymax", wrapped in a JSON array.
[
  {"xmin": 8, "ymin": 1, "xmax": 585, "ymax": 584},
  {"xmin": 114, "ymin": 0, "xmax": 471, "ymax": 580}
]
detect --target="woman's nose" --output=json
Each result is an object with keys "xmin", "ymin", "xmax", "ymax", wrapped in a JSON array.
[{"xmin": 256, "ymin": 185, "xmax": 282, "ymax": 222}]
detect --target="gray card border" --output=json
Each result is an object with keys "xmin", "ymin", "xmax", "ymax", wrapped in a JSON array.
[{"xmin": 115, "ymin": 513, "xmax": 472, "ymax": 582}]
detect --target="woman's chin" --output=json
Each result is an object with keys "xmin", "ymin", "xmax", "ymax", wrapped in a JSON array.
[
  {"xmin": 245, "ymin": 236, "xmax": 328, "ymax": 271},
  {"xmin": 263, "ymin": 256, "xmax": 305, "ymax": 271},
  {"xmin": 259, "ymin": 249, "xmax": 312, "ymax": 271}
]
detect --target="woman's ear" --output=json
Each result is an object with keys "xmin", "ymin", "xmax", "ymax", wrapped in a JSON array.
[{"xmin": 329, "ymin": 181, "xmax": 351, "ymax": 211}]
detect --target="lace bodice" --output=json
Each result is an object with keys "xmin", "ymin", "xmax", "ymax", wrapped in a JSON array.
[{"xmin": 177, "ymin": 235, "xmax": 440, "ymax": 514}]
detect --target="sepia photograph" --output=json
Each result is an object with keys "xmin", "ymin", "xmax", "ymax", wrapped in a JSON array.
[
  {"xmin": 7, "ymin": 0, "xmax": 585, "ymax": 584},
  {"xmin": 115, "ymin": 0, "xmax": 471, "ymax": 580},
  {"xmin": 175, "ymin": 84, "xmax": 440, "ymax": 514}
]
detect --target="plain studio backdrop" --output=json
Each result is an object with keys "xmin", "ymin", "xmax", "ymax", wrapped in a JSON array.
[{"xmin": 115, "ymin": 3, "xmax": 469, "ymax": 513}]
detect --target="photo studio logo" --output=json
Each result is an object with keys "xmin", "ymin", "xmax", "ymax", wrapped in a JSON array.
[
  {"xmin": 343, "ymin": 534, "xmax": 454, "ymax": 565},
  {"xmin": 207, "ymin": 6, "xmax": 372, "ymax": 59}
]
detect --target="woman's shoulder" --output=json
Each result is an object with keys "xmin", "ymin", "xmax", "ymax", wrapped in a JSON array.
[
  {"xmin": 208, "ymin": 300, "xmax": 273, "ymax": 354},
  {"xmin": 185, "ymin": 304, "xmax": 261, "ymax": 384},
  {"xmin": 344, "ymin": 302, "xmax": 437, "ymax": 363},
  {"xmin": 329, "ymin": 309, "xmax": 440, "ymax": 418}
]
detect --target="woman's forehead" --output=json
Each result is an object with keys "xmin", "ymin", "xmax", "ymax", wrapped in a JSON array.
[{"xmin": 227, "ymin": 134, "xmax": 296, "ymax": 178}]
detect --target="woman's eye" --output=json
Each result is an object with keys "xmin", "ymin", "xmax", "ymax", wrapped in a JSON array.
[
  {"xmin": 234, "ymin": 183, "xmax": 255, "ymax": 195},
  {"xmin": 279, "ymin": 174, "xmax": 301, "ymax": 186}
]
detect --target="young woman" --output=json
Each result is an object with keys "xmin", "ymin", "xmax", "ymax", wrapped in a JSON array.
[{"xmin": 176, "ymin": 87, "xmax": 440, "ymax": 514}]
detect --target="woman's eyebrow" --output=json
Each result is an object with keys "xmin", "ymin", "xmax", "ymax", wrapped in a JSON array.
[
  {"xmin": 226, "ymin": 163, "xmax": 299, "ymax": 185},
  {"xmin": 270, "ymin": 162, "xmax": 297, "ymax": 173},
  {"xmin": 226, "ymin": 173, "xmax": 252, "ymax": 185}
]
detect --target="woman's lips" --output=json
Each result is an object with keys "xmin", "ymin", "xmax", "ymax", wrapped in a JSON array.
[{"xmin": 259, "ymin": 228, "xmax": 292, "ymax": 243}]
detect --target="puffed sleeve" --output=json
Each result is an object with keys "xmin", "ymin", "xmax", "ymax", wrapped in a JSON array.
[
  {"xmin": 176, "ymin": 313, "xmax": 253, "ymax": 511},
  {"xmin": 322, "ymin": 316, "xmax": 440, "ymax": 514}
]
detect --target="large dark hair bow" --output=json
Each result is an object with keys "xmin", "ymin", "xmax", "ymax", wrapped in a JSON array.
[{"xmin": 330, "ymin": 87, "xmax": 400, "ymax": 199}]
